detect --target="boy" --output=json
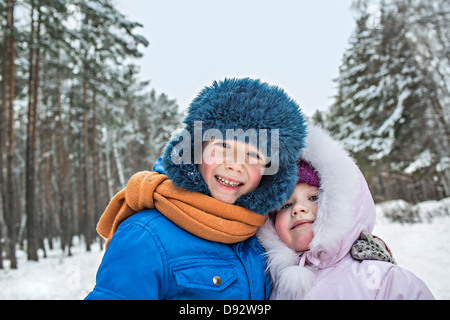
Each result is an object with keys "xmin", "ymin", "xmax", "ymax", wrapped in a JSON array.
[{"xmin": 85, "ymin": 78, "xmax": 306, "ymax": 299}]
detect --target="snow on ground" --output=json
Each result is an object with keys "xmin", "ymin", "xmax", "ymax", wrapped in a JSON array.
[
  {"xmin": 1, "ymin": 198, "xmax": 449, "ymax": 299},
  {"xmin": 373, "ymin": 198, "xmax": 450, "ymax": 300},
  {"xmin": 0, "ymin": 237, "xmax": 104, "ymax": 300},
  {"xmin": 373, "ymin": 216, "xmax": 450, "ymax": 300}
]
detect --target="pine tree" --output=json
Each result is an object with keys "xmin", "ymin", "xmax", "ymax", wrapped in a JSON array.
[
  {"xmin": 1, "ymin": 0, "xmax": 18, "ymax": 269},
  {"xmin": 25, "ymin": 0, "xmax": 43, "ymax": 261},
  {"xmin": 318, "ymin": 0, "xmax": 450, "ymax": 203},
  {"xmin": 0, "ymin": 0, "xmax": 180, "ymax": 268},
  {"xmin": 0, "ymin": 0, "xmax": 7, "ymax": 269}
]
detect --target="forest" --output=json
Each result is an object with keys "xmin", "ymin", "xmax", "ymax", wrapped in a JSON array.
[
  {"xmin": 1, "ymin": 0, "xmax": 449, "ymax": 270},
  {"xmin": 0, "ymin": 0, "xmax": 181, "ymax": 269},
  {"xmin": 313, "ymin": 0, "xmax": 450, "ymax": 205}
]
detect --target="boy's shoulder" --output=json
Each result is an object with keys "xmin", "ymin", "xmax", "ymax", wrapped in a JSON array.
[
  {"xmin": 117, "ymin": 209, "xmax": 231, "ymax": 251},
  {"xmin": 119, "ymin": 209, "xmax": 181, "ymax": 238},
  {"xmin": 116, "ymin": 208, "xmax": 266, "ymax": 257},
  {"xmin": 121, "ymin": 208, "xmax": 163, "ymax": 227}
]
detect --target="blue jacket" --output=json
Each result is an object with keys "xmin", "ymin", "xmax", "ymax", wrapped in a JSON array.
[{"xmin": 85, "ymin": 160, "xmax": 272, "ymax": 300}]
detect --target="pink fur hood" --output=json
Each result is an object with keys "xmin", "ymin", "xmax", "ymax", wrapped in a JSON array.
[{"xmin": 257, "ymin": 126, "xmax": 434, "ymax": 300}]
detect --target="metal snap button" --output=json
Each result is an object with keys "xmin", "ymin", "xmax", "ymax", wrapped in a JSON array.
[{"xmin": 212, "ymin": 276, "xmax": 222, "ymax": 286}]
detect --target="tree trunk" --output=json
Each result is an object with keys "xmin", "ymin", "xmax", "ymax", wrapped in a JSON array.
[
  {"xmin": 55, "ymin": 66, "xmax": 71, "ymax": 256},
  {"xmin": 25, "ymin": 0, "xmax": 41, "ymax": 261},
  {"xmin": 112, "ymin": 132, "xmax": 125, "ymax": 187},
  {"xmin": 65, "ymin": 91, "xmax": 75, "ymax": 252},
  {"xmin": 5, "ymin": 0, "xmax": 17, "ymax": 269},
  {"xmin": 81, "ymin": 75, "xmax": 92, "ymax": 251},
  {"xmin": 91, "ymin": 69, "xmax": 101, "ymax": 249},
  {"xmin": 81, "ymin": 112, "xmax": 92, "ymax": 251},
  {"xmin": 0, "ymin": 6, "xmax": 8, "ymax": 270}
]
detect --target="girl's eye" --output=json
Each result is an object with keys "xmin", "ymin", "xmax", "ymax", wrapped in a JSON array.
[
  {"xmin": 280, "ymin": 203, "xmax": 292, "ymax": 210},
  {"xmin": 310, "ymin": 195, "xmax": 319, "ymax": 202},
  {"xmin": 222, "ymin": 142, "xmax": 229, "ymax": 148},
  {"xmin": 248, "ymin": 152, "xmax": 260, "ymax": 159}
]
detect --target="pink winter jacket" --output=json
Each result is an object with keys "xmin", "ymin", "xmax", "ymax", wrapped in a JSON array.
[{"xmin": 257, "ymin": 126, "xmax": 434, "ymax": 300}]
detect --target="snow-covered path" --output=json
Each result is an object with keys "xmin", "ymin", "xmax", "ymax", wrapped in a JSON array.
[{"xmin": 1, "ymin": 215, "xmax": 449, "ymax": 299}]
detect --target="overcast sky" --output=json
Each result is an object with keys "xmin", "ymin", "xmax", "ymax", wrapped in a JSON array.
[{"xmin": 115, "ymin": 0, "xmax": 355, "ymax": 116}]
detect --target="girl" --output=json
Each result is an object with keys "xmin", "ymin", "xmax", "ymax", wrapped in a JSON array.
[{"xmin": 257, "ymin": 125, "xmax": 434, "ymax": 300}]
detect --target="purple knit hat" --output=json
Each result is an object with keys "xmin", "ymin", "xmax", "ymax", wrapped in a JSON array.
[
  {"xmin": 269, "ymin": 160, "xmax": 320, "ymax": 221},
  {"xmin": 296, "ymin": 160, "xmax": 320, "ymax": 188}
]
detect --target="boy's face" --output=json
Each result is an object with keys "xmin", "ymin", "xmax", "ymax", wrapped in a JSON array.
[
  {"xmin": 275, "ymin": 183, "xmax": 319, "ymax": 252},
  {"xmin": 198, "ymin": 139, "xmax": 267, "ymax": 205}
]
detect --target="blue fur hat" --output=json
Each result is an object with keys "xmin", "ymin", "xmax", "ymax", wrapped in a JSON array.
[{"xmin": 162, "ymin": 78, "xmax": 306, "ymax": 215}]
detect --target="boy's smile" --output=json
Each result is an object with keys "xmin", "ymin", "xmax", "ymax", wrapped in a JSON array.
[
  {"xmin": 198, "ymin": 139, "xmax": 267, "ymax": 204},
  {"xmin": 215, "ymin": 175, "xmax": 243, "ymax": 187}
]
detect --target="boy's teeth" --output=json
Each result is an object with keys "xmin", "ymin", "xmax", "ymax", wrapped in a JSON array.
[{"xmin": 216, "ymin": 176, "xmax": 242, "ymax": 187}]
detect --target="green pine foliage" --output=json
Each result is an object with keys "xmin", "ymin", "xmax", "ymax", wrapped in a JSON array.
[{"xmin": 315, "ymin": 0, "xmax": 450, "ymax": 203}]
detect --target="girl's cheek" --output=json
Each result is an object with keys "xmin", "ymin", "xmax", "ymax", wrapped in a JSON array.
[{"xmin": 274, "ymin": 213, "xmax": 290, "ymax": 244}]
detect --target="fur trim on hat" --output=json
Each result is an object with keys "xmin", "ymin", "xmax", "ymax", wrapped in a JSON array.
[{"xmin": 162, "ymin": 78, "xmax": 307, "ymax": 215}]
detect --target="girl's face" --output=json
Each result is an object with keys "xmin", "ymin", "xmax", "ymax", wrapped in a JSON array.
[
  {"xmin": 275, "ymin": 183, "xmax": 319, "ymax": 252},
  {"xmin": 198, "ymin": 139, "xmax": 267, "ymax": 204}
]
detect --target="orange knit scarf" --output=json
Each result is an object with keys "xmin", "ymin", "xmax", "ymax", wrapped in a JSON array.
[{"xmin": 97, "ymin": 171, "xmax": 267, "ymax": 248}]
